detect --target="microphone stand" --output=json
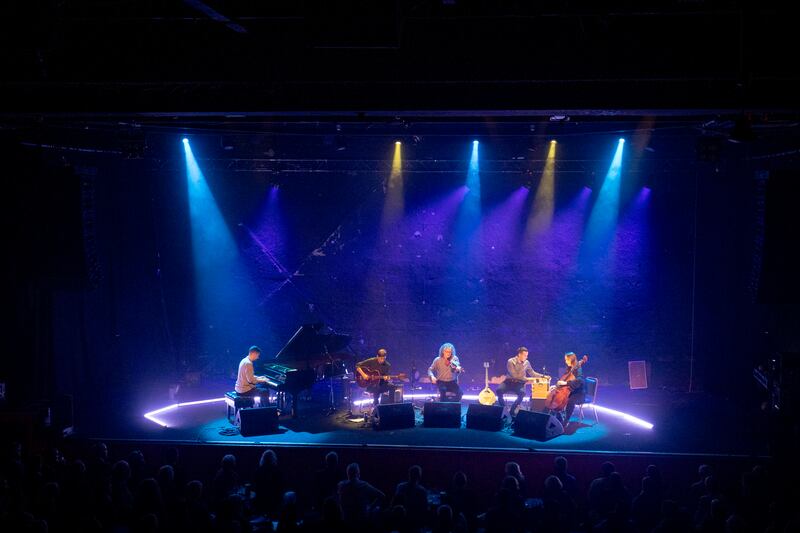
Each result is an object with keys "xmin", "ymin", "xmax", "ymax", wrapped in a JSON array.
[{"xmin": 323, "ymin": 340, "xmax": 337, "ymax": 416}]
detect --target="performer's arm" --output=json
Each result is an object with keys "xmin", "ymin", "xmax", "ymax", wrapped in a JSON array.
[
  {"xmin": 527, "ymin": 361, "xmax": 543, "ymax": 379},
  {"xmin": 356, "ymin": 360, "xmax": 370, "ymax": 379},
  {"xmin": 428, "ymin": 359, "xmax": 437, "ymax": 384},
  {"xmin": 246, "ymin": 363, "xmax": 267, "ymax": 385}
]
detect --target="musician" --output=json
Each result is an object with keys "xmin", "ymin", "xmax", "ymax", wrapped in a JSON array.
[
  {"xmin": 234, "ymin": 346, "xmax": 270, "ymax": 396},
  {"xmin": 356, "ymin": 348, "xmax": 398, "ymax": 407},
  {"xmin": 428, "ymin": 343, "xmax": 464, "ymax": 402},
  {"xmin": 496, "ymin": 346, "xmax": 544, "ymax": 416},
  {"xmin": 558, "ymin": 352, "xmax": 586, "ymax": 423}
]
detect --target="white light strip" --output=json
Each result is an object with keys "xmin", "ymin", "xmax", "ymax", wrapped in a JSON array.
[
  {"xmin": 143, "ymin": 397, "xmax": 226, "ymax": 428},
  {"xmin": 142, "ymin": 396, "xmax": 654, "ymax": 431},
  {"xmin": 592, "ymin": 404, "xmax": 654, "ymax": 429}
]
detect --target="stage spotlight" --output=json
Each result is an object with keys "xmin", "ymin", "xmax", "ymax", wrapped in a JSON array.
[
  {"xmin": 550, "ymin": 140, "xmax": 557, "ymax": 144},
  {"xmin": 619, "ymin": 138, "xmax": 625, "ymax": 144},
  {"xmin": 182, "ymin": 138, "xmax": 189, "ymax": 144},
  {"xmin": 395, "ymin": 141, "xmax": 402, "ymax": 145},
  {"xmin": 473, "ymin": 140, "xmax": 479, "ymax": 145}
]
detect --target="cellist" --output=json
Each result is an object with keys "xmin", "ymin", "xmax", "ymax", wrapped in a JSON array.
[{"xmin": 557, "ymin": 352, "xmax": 586, "ymax": 424}]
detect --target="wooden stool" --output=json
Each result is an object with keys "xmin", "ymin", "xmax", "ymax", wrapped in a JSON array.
[{"xmin": 225, "ymin": 392, "xmax": 255, "ymax": 424}]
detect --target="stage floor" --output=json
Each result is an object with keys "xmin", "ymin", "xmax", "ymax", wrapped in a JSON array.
[{"xmin": 85, "ymin": 384, "xmax": 768, "ymax": 457}]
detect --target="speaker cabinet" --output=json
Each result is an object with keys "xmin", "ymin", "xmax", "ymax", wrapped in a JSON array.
[
  {"xmin": 375, "ymin": 402, "xmax": 415, "ymax": 430},
  {"xmin": 628, "ymin": 360, "xmax": 648, "ymax": 389},
  {"xmin": 423, "ymin": 401, "xmax": 461, "ymax": 428},
  {"xmin": 513, "ymin": 410, "xmax": 564, "ymax": 440},
  {"xmin": 238, "ymin": 407, "xmax": 280, "ymax": 436},
  {"xmin": 466, "ymin": 404, "xmax": 503, "ymax": 431}
]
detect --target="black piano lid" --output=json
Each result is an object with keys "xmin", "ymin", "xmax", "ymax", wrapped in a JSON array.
[{"xmin": 274, "ymin": 323, "xmax": 352, "ymax": 366}]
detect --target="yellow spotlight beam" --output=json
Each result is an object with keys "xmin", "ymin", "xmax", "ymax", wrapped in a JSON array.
[
  {"xmin": 381, "ymin": 142, "xmax": 404, "ymax": 229},
  {"xmin": 526, "ymin": 140, "xmax": 557, "ymax": 237}
]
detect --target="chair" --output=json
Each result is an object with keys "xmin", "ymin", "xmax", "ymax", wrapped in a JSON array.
[
  {"xmin": 577, "ymin": 377, "xmax": 599, "ymax": 425},
  {"xmin": 225, "ymin": 392, "xmax": 255, "ymax": 424}
]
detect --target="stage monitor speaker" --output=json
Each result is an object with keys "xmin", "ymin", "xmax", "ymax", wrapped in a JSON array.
[
  {"xmin": 466, "ymin": 404, "xmax": 503, "ymax": 431},
  {"xmin": 423, "ymin": 401, "xmax": 461, "ymax": 428},
  {"xmin": 513, "ymin": 410, "xmax": 564, "ymax": 441},
  {"xmin": 238, "ymin": 407, "xmax": 280, "ymax": 436},
  {"xmin": 375, "ymin": 402, "xmax": 415, "ymax": 430},
  {"xmin": 628, "ymin": 360, "xmax": 648, "ymax": 389}
]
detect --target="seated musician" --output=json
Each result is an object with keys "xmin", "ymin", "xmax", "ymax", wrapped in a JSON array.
[
  {"xmin": 234, "ymin": 345, "xmax": 270, "ymax": 397},
  {"xmin": 557, "ymin": 352, "xmax": 586, "ymax": 423},
  {"xmin": 356, "ymin": 349, "xmax": 397, "ymax": 407},
  {"xmin": 496, "ymin": 346, "xmax": 544, "ymax": 417},
  {"xmin": 428, "ymin": 343, "xmax": 464, "ymax": 402}
]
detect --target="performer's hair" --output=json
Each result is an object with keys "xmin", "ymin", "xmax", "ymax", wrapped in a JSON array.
[
  {"xmin": 438, "ymin": 343, "xmax": 457, "ymax": 358},
  {"xmin": 249, "ymin": 345, "xmax": 261, "ymax": 354},
  {"xmin": 517, "ymin": 347, "xmax": 528, "ymax": 354},
  {"xmin": 377, "ymin": 348, "xmax": 388, "ymax": 357},
  {"xmin": 564, "ymin": 352, "xmax": 577, "ymax": 365}
]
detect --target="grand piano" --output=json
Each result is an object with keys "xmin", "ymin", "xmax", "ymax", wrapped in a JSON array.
[{"xmin": 257, "ymin": 323, "xmax": 352, "ymax": 417}]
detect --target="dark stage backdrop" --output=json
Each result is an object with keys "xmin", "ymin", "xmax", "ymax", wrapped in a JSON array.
[{"xmin": 38, "ymin": 132, "xmax": 777, "ymax": 419}]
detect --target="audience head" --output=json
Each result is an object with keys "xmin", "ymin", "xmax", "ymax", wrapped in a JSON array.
[
  {"xmin": 453, "ymin": 471, "xmax": 467, "ymax": 488},
  {"xmin": 408, "ymin": 465, "xmax": 422, "ymax": 484},
  {"xmin": 544, "ymin": 475, "xmax": 563, "ymax": 494},
  {"xmin": 501, "ymin": 475, "xmax": 519, "ymax": 493},
  {"xmin": 505, "ymin": 461, "xmax": 523, "ymax": 479},
  {"xmin": 641, "ymin": 475, "xmax": 657, "ymax": 494},
  {"xmin": 128, "ymin": 450, "xmax": 145, "ymax": 470},
  {"xmin": 346, "ymin": 462, "xmax": 360, "ymax": 481},
  {"xmin": 600, "ymin": 461, "xmax": 616, "ymax": 477},
  {"xmin": 90, "ymin": 442, "xmax": 109, "ymax": 462},
  {"xmin": 185, "ymin": 480, "xmax": 203, "ymax": 502},
  {"xmin": 157, "ymin": 464, "xmax": 174, "ymax": 485},
  {"xmin": 698, "ymin": 464, "xmax": 712, "ymax": 479},
  {"xmin": 111, "ymin": 460, "xmax": 131, "ymax": 484},
  {"xmin": 259, "ymin": 449, "xmax": 277, "ymax": 467},
  {"xmin": 325, "ymin": 451, "xmax": 338, "ymax": 468},
  {"xmin": 221, "ymin": 454, "xmax": 236, "ymax": 471},
  {"xmin": 436, "ymin": 504, "xmax": 453, "ymax": 525},
  {"xmin": 646, "ymin": 464, "xmax": 661, "ymax": 479},
  {"xmin": 554, "ymin": 456, "xmax": 568, "ymax": 474}
]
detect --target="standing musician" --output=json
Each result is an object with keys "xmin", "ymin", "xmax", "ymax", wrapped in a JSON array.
[
  {"xmin": 234, "ymin": 345, "xmax": 270, "ymax": 396},
  {"xmin": 356, "ymin": 349, "xmax": 397, "ymax": 407},
  {"xmin": 496, "ymin": 346, "xmax": 545, "ymax": 416},
  {"xmin": 557, "ymin": 352, "xmax": 586, "ymax": 423},
  {"xmin": 428, "ymin": 343, "xmax": 464, "ymax": 402}
]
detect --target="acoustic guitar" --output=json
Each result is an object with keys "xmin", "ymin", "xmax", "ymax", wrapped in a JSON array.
[
  {"xmin": 478, "ymin": 362, "xmax": 497, "ymax": 406},
  {"xmin": 355, "ymin": 368, "xmax": 408, "ymax": 388}
]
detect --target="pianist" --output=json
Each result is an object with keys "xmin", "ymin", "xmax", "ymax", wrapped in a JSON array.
[{"xmin": 235, "ymin": 345, "xmax": 270, "ymax": 397}]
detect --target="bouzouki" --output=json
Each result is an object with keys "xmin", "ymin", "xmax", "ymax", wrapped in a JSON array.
[
  {"xmin": 544, "ymin": 355, "xmax": 588, "ymax": 411},
  {"xmin": 355, "ymin": 368, "xmax": 408, "ymax": 388},
  {"xmin": 478, "ymin": 362, "xmax": 497, "ymax": 406}
]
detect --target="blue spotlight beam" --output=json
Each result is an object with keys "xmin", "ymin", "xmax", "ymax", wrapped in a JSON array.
[
  {"xmin": 583, "ymin": 139, "xmax": 625, "ymax": 258},
  {"xmin": 184, "ymin": 140, "xmax": 257, "ymax": 354}
]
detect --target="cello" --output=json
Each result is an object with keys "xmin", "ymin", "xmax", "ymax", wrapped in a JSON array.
[{"xmin": 544, "ymin": 355, "xmax": 588, "ymax": 411}]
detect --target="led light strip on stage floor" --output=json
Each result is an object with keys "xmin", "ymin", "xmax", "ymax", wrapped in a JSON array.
[
  {"xmin": 144, "ymin": 397, "xmax": 227, "ymax": 428},
  {"xmin": 144, "ymin": 393, "xmax": 654, "ymax": 430}
]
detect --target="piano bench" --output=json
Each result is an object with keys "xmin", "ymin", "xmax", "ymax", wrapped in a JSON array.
[{"xmin": 225, "ymin": 392, "xmax": 255, "ymax": 424}]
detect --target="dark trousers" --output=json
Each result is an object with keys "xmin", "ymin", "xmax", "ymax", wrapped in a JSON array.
[
  {"xmin": 437, "ymin": 380, "xmax": 463, "ymax": 402},
  {"xmin": 368, "ymin": 382, "xmax": 398, "ymax": 406},
  {"xmin": 495, "ymin": 380, "xmax": 525, "ymax": 411}
]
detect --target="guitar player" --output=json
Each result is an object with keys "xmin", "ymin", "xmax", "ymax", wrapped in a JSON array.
[{"xmin": 356, "ymin": 348, "xmax": 398, "ymax": 408}]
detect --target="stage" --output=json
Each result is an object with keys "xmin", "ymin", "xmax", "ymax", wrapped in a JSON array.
[{"xmin": 80, "ymin": 382, "xmax": 767, "ymax": 458}]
